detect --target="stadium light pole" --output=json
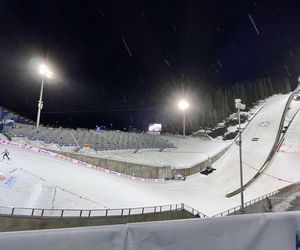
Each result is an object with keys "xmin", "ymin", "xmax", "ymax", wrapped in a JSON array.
[
  {"xmin": 235, "ymin": 99, "xmax": 246, "ymax": 211},
  {"xmin": 178, "ymin": 99, "xmax": 189, "ymax": 137},
  {"xmin": 36, "ymin": 64, "xmax": 53, "ymax": 130}
]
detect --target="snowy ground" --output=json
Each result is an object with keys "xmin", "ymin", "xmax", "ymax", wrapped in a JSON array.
[
  {"xmin": 243, "ymin": 97, "xmax": 300, "ymax": 200},
  {"xmin": 11, "ymin": 97, "xmax": 269, "ymax": 170},
  {"xmin": 1, "ymin": 93, "xmax": 299, "ymax": 217},
  {"xmin": 206, "ymin": 94, "xmax": 290, "ymax": 197},
  {"xmin": 13, "ymin": 136, "xmax": 231, "ymax": 169},
  {"xmin": 93, "ymin": 137, "xmax": 231, "ymax": 169}
]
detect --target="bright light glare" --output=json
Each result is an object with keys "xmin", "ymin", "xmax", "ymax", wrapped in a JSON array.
[
  {"xmin": 39, "ymin": 64, "xmax": 53, "ymax": 78},
  {"xmin": 178, "ymin": 99, "xmax": 189, "ymax": 111}
]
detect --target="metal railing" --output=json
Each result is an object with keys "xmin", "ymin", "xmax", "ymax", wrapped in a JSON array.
[
  {"xmin": 0, "ymin": 203, "xmax": 207, "ymax": 219},
  {"xmin": 182, "ymin": 204, "xmax": 209, "ymax": 218},
  {"xmin": 213, "ymin": 190, "xmax": 279, "ymax": 217},
  {"xmin": 0, "ymin": 186, "xmax": 294, "ymax": 219}
]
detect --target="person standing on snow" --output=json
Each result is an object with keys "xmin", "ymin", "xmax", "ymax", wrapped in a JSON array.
[{"xmin": 1, "ymin": 150, "xmax": 10, "ymax": 160}]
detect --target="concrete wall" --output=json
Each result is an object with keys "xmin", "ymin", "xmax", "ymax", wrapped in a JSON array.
[
  {"xmin": 171, "ymin": 145, "xmax": 231, "ymax": 176},
  {"xmin": 0, "ymin": 210, "xmax": 194, "ymax": 232},
  {"xmin": 51, "ymin": 145, "xmax": 230, "ymax": 179},
  {"xmin": 51, "ymin": 150, "xmax": 172, "ymax": 179}
]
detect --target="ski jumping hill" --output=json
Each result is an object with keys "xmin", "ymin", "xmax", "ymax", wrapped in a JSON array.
[{"xmin": 0, "ymin": 93, "xmax": 299, "ymax": 216}]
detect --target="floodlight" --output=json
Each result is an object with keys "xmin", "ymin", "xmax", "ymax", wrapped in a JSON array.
[
  {"xmin": 177, "ymin": 99, "xmax": 189, "ymax": 137},
  {"xmin": 39, "ymin": 64, "xmax": 53, "ymax": 79},
  {"xmin": 36, "ymin": 62, "xmax": 55, "ymax": 130},
  {"xmin": 236, "ymin": 102, "xmax": 246, "ymax": 110},
  {"xmin": 178, "ymin": 99, "xmax": 189, "ymax": 111}
]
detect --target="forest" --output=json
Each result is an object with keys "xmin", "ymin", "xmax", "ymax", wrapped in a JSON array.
[{"xmin": 162, "ymin": 76, "xmax": 293, "ymax": 135}]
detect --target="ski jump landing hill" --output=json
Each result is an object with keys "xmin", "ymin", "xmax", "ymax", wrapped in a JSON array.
[{"xmin": 0, "ymin": 90, "xmax": 299, "ymax": 221}]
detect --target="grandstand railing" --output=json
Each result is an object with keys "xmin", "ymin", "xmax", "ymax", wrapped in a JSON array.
[
  {"xmin": 0, "ymin": 188, "xmax": 289, "ymax": 219},
  {"xmin": 0, "ymin": 203, "xmax": 208, "ymax": 219},
  {"xmin": 7, "ymin": 124, "xmax": 175, "ymax": 151},
  {"xmin": 213, "ymin": 190, "xmax": 279, "ymax": 217}
]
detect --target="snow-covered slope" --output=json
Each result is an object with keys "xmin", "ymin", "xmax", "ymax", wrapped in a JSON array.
[
  {"xmin": 94, "ymin": 137, "xmax": 231, "ymax": 169},
  {"xmin": 244, "ymin": 98, "xmax": 300, "ymax": 200},
  {"xmin": 0, "ymin": 93, "xmax": 299, "ymax": 217},
  {"xmin": 204, "ymin": 94, "xmax": 290, "ymax": 195}
]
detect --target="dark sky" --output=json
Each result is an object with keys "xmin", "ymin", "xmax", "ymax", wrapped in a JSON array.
[{"xmin": 0, "ymin": 0, "xmax": 300, "ymax": 130}]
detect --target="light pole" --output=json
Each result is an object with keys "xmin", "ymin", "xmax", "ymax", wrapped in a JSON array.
[
  {"xmin": 235, "ymin": 98, "xmax": 246, "ymax": 210},
  {"xmin": 178, "ymin": 99, "xmax": 189, "ymax": 137},
  {"xmin": 36, "ymin": 64, "xmax": 53, "ymax": 130}
]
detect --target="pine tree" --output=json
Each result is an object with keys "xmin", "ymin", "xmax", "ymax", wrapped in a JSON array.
[
  {"xmin": 266, "ymin": 77, "xmax": 274, "ymax": 96},
  {"xmin": 283, "ymin": 77, "xmax": 292, "ymax": 92}
]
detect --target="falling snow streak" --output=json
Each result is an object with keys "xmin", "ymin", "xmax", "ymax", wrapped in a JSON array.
[
  {"xmin": 248, "ymin": 14, "xmax": 260, "ymax": 35},
  {"xmin": 217, "ymin": 59, "xmax": 223, "ymax": 69},
  {"xmin": 165, "ymin": 58, "xmax": 171, "ymax": 67},
  {"xmin": 284, "ymin": 65, "xmax": 291, "ymax": 77},
  {"xmin": 122, "ymin": 38, "xmax": 133, "ymax": 57}
]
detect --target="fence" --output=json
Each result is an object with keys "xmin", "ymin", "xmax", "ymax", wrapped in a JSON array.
[
  {"xmin": 210, "ymin": 182, "xmax": 300, "ymax": 217},
  {"xmin": 0, "ymin": 184, "xmax": 298, "ymax": 220},
  {"xmin": 213, "ymin": 190, "xmax": 279, "ymax": 217},
  {"xmin": 0, "ymin": 140, "xmax": 165, "ymax": 182},
  {"xmin": 0, "ymin": 203, "xmax": 208, "ymax": 219}
]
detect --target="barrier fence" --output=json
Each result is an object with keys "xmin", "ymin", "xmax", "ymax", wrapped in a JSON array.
[
  {"xmin": 0, "ymin": 203, "xmax": 208, "ymax": 219},
  {"xmin": 0, "ymin": 140, "xmax": 165, "ymax": 183}
]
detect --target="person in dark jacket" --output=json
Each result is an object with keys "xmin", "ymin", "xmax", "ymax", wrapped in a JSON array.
[{"xmin": 1, "ymin": 150, "xmax": 10, "ymax": 160}]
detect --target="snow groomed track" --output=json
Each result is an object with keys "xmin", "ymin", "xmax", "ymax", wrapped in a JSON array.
[{"xmin": 227, "ymin": 91, "xmax": 296, "ymax": 197}]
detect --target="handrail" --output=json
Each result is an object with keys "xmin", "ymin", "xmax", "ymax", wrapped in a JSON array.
[
  {"xmin": 90, "ymin": 130, "xmax": 123, "ymax": 150},
  {"xmin": 213, "ymin": 190, "xmax": 279, "ymax": 217},
  {"xmin": 216, "ymin": 181, "xmax": 300, "ymax": 217},
  {"xmin": 0, "ymin": 203, "xmax": 208, "ymax": 219},
  {"xmin": 69, "ymin": 131, "xmax": 80, "ymax": 148}
]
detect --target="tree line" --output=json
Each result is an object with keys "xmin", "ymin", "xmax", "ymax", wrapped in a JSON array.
[{"xmin": 162, "ymin": 76, "xmax": 293, "ymax": 134}]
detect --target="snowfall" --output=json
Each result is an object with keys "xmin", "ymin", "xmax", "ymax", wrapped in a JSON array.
[{"xmin": 0, "ymin": 93, "xmax": 299, "ymax": 217}]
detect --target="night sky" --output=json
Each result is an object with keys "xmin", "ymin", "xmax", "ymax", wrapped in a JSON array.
[{"xmin": 0, "ymin": 0, "xmax": 300, "ymax": 130}]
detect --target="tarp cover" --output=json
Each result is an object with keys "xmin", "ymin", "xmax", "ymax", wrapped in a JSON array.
[{"xmin": 0, "ymin": 211, "xmax": 300, "ymax": 250}]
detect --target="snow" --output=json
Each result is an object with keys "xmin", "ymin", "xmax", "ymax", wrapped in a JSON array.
[
  {"xmin": 12, "ymin": 134, "xmax": 231, "ymax": 169},
  {"xmin": 93, "ymin": 137, "xmax": 231, "ymax": 169},
  {"xmin": 203, "ymin": 94, "xmax": 290, "ymax": 197},
  {"xmin": 271, "ymin": 192, "xmax": 300, "ymax": 212},
  {"xmin": 0, "ymin": 134, "xmax": 9, "ymax": 141},
  {"xmin": 243, "ymin": 96, "xmax": 300, "ymax": 200},
  {"xmin": 8, "ymin": 96, "xmax": 270, "ymax": 170},
  {"xmin": 0, "ymin": 93, "xmax": 299, "ymax": 217}
]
